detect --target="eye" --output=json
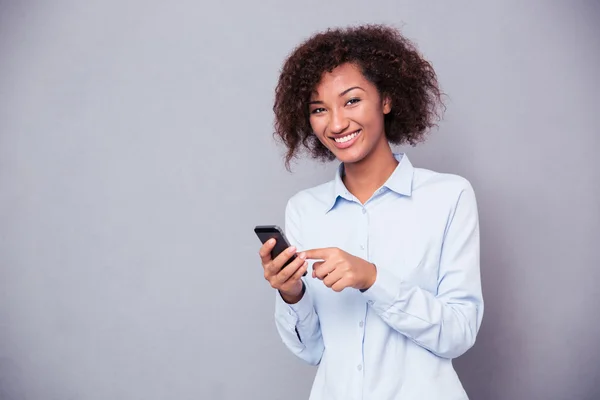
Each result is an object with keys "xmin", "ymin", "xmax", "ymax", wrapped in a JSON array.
[
  {"xmin": 310, "ymin": 108, "xmax": 326, "ymax": 114},
  {"xmin": 346, "ymin": 98, "xmax": 361, "ymax": 106}
]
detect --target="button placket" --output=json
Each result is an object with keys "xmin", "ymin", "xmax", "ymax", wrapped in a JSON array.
[{"xmin": 359, "ymin": 206, "xmax": 369, "ymax": 260}]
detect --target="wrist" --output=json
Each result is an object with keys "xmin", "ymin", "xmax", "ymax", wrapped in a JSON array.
[
  {"xmin": 360, "ymin": 263, "xmax": 377, "ymax": 292},
  {"xmin": 280, "ymin": 281, "xmax": 305, "ymax": 304}
]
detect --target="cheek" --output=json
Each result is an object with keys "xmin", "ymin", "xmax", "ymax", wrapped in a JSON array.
[
  {"xmin": 309, "ymin": 117, "xmax": 327, "ymax": 136},
  {"xmin": 361, "ymin": 107, "xmax": 385, "ymax": 133}
]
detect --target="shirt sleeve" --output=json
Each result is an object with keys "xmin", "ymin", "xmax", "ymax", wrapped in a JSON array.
[
  {"xmin": 273, "ymin": 196, "xmax": 324, "ymax": 366},
  {"xmin": 362, "ymin": 182, "xmax": 484, "ymax": 359}
]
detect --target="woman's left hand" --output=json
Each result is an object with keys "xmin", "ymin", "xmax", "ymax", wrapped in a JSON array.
[{"xmin": 303, "ymin": 247, "xmax": 377, "ymax": 292}]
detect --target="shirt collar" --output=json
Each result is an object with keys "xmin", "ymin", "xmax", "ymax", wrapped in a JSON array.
[{"xmin": 324, "ymin": 152, "xmax": 414, "ymax": 213}]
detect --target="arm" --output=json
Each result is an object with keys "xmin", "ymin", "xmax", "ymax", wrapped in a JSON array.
[
  {"xmin": 362, "ymin": 183, "xmax": 484, "ymax": 359},
  {"xmin": 273, "ymin": 198, "xmax": 324, "ymax": 365}
]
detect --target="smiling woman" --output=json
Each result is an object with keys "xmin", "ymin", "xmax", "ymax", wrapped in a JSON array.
[
  {"xmin": 273, "ymin": 24, "xmax": 443, "ymax": 171},
  {"xmin": 308, "ymin": 65, "xmax": 392, "ymax": 162},
  {"xmin": 258, "ymin": 24, "xmax": 484, "ymax": 400}
]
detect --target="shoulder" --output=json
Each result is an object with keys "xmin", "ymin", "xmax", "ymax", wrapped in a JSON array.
[
  {"xmin": 409, "ymin": 166, "xmax": 479, "ymax": 220},
  {"xmin": 408, "ymin": 167, "xmax": 479, "ymax": 236},
  {"xmin": 412, "ymin": 166, "xmax": 476, "ymax": 202}
]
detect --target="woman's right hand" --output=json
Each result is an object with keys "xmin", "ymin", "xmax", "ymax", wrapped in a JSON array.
[{"xmin": 259, "ymin": 239, "xmax": 308, "ymax": 304}]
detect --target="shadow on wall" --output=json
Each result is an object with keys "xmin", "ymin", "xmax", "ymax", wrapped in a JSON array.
[
  {"xmin": 0, "ymin": 358, "xmax": 77, "ymax": 400},
  {"xmin": 0, "ymin": 358, "xmax": 26, "ymax": 400},
  {"xmin": 453, "ymin": 217, "xmax": 512, "ymax": 399}
]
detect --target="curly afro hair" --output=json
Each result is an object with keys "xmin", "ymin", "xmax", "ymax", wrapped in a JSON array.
[{"xmin": 273, "ymin": 24, "xmax": 444, "ymax": 169}]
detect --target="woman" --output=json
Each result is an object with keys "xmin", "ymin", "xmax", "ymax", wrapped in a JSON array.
[{"xmin": 259, "ymin": 24, "xmax": 483, "ymax": 400}]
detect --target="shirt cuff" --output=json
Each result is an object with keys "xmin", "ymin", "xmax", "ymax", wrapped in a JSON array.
[
  {"xmin": 275, "ymin": 280, "xmax": 315, "ymax": 324},
  {"xmin": 361, "ymin": 265, "xmax": 402, "ymax": 314}
]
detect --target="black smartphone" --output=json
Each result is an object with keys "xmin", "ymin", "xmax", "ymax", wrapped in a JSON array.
[{"xmin": 254, "ymin": 225, "xmax": 306, "ymax": 276}]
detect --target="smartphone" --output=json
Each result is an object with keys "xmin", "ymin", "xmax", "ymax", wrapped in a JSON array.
[{"xmin": 254, "ymin": 225, "xmax": 307, "ymax": 276}]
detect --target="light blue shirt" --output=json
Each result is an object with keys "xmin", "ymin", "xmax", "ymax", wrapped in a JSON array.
[{"xmin": 274, "ymin": 153, "xmax": 484, "ymax": 400}]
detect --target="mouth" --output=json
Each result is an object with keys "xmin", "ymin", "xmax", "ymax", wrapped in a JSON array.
[{"xmin": 330, "ymin": 129, "xmax": 361, "ymax": 149}]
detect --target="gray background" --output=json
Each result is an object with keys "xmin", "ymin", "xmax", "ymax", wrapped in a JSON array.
[{"xmin": 1, "ymin": 1, "xmax": 599, "ymax": 399}]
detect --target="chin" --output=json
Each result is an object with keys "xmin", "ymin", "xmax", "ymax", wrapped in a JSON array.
[{"xmin": 332, "ymin": 147, "xmax": 369, "ymax": 164}]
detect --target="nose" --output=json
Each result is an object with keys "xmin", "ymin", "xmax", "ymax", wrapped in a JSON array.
[{"xmin": 329, "ymin": 109, "xmax": 350, "ymax": 135}]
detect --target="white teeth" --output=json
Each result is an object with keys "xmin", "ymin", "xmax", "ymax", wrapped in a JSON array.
[{"xmin": 334, "ymin": 130, "xmax": 360, "ymax": 143}]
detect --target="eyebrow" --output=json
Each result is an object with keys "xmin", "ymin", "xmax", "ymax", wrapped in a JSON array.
[{"xmin": 308, "ymin": 86, "xmax": 365, "ymax": 105}]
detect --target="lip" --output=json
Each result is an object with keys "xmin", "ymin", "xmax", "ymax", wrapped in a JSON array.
[{"xmin": 330, "ymin": 129, "xmax": 362, "ymax": 149}]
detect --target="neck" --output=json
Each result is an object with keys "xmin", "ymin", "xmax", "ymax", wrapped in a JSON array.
[{"xmin": 342, "ymin": 139, "xmax": 398, "ymax": 204}]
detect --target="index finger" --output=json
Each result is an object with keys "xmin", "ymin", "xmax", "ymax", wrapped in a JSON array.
[
  {"xmin": 258, "ymin": 238, "xmax": 276, "ymax": 264},
  {"xmin": 303, "ymin": 248, "xmax": 332, "ymax": 261}
]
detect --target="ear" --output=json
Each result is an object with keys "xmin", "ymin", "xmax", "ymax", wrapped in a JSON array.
[{"xmin": 382, "ymin": 96, "xmax": 392, "ymax": 114}]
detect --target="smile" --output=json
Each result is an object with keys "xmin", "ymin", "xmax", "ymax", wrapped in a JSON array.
[{"xmin": 331, "ymin": 130, "xmax": 361, "ymax": 149}]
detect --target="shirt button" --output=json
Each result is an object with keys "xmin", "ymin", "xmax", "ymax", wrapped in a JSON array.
[
  {"xmin": 357, "ymin": 364, "xmax": 363, "ymax": 371},
  {"xmin": 360, "ymin": 244, "xmax": 365, "ymax": 250},
  {"xmin": 362, "ymin": 208, "xmax": 367, "ymax": 214},
  {"xmin": 359, "ymin": 321, "xmax": 364, "ymax": 327},
  {"xmin": 368, "ymin": 300, "xmax": 374, "ymax": 305}
]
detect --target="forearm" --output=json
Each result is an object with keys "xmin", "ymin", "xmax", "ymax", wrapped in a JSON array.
[
  {"xmin": 363, "ymin": 267, "xmax": 482, "ymax": 358},
  {"xmin": 274, "ymin": 281, "xmax": 324, "ymax": 365}
]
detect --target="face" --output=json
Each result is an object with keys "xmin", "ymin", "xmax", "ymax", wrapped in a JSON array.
[{"xmin": 308, "ymin": 62, "xmax": 391, "ymax": 165}]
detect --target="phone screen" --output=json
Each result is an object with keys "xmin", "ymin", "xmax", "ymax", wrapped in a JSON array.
[{"xmin": 254, "ymin": 225, "xmax": 297, "ymax": 268}]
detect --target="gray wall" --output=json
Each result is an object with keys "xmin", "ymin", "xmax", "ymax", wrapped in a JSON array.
[{"xmin": 1, "ymin": 1, "xmax": 598, "ymax": 399}]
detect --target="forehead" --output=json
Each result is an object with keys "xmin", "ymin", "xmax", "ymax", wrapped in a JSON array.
[{"xmin": 311, "ymin": 63, "xmax": 370, "ymax": 98}]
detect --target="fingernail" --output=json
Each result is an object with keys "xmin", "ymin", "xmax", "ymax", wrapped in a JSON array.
[
  {"xmin": 298, "ymin": 252, "xmax": 306, "ymax": 259},
  {"xmin": 287, "ymin": 246, "xmax": 296, "ymax": 254},
  {"xmin": 268, "ymin": 238, "xmax": 275, "ymax": 244}
]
